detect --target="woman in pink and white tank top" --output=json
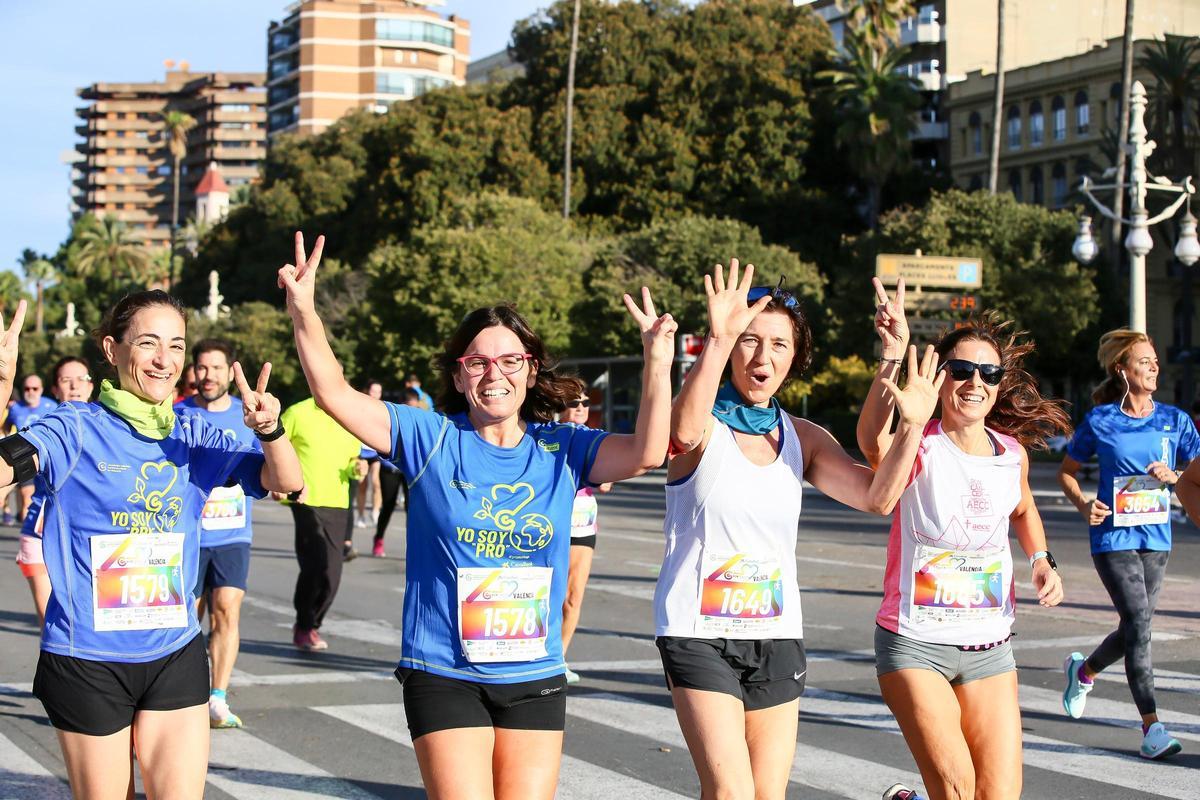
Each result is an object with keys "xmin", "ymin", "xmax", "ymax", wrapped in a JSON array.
[{"xmin": 857, "ymin": 280, "xmax": 1071, "ymax": 800}]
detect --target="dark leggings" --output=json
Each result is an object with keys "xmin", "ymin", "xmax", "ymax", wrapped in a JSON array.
[
  {"xmin": 373, "ymin": 469, "xmax": 407, "ymax": 544},
  {"xmin": 1085, "ymin": 549, "xmax": 1170, "ymax": 716}
]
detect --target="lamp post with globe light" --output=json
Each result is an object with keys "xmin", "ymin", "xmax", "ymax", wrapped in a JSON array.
[{"xmin": 1071, "ymin": 81, "xmax": 1200, "ymax": 333}]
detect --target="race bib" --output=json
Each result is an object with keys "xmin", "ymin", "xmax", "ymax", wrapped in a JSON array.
[
  {"xmin": 457, "ymin": 567, "xmax": 552, "ymax": 663},
  {"xmin": 910, "ymin": 545, "xmax": 1005, "ymax": 627},
  {"xmin": 1112, "ymin": 475, "xmax": 1169, "ymax": 527},
  {"xmin": 91, "ymin": 532, "xmax": 187, "ymax": 632},
  {"xmin": 696, "ymin": 551, "xmax": 784, "ymax": 638},
  {"xmin": 571, "ymin": 493, "xmax": 598, "ymax": 537},
  {"xmin": 201, "ymin": 485, "xmax": 247, "ymax": 531}
]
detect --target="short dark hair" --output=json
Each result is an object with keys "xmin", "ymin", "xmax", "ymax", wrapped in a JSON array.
[
  {"xmin": 19, "ymin": 373, "xmax": 42, "ymax": 387},
  {"xmin": 92, "ymin": 290, "xmax": 187, "ymax": 346},
  {"xmin": 192, "ymin": 338, "xmax": 235, "ymax": 366},
  {"xmin": 51, "ymin": 357, "xmax": 90, "ymax": 384}
]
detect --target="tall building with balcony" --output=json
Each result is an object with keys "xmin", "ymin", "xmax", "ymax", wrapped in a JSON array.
[
  {"xmin": 73, "ymin": 70, "xmax": 267, "ymax": 248},
  {"xmin": 266, "ymin": 0, "xmax": 470, "ymax": 139}
]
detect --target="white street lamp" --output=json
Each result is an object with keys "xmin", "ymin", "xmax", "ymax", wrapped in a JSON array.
[{"xmin": 1073, "ymin": 81, "xmax": 1196, "ymax": 333}]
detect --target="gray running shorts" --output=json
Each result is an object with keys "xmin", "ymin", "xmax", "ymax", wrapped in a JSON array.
[{"xmin": 874, "ymin": 625, "xmax": 1015, "ymax": 685}]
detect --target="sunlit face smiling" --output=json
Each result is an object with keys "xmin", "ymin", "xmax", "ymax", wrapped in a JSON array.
[
  {"xmin": 54, "ymin": 361, "xmax": 94, "ymax": 403},
  {"xmin": 452, "ymin": 325, "xmax": 536, "ymax": 424},
  {"xmin": 103, "ymin": 305, "xmax": 187, "ymax": 404},
  {"xmin": 729, "ymin": 310, "xmax": 796, "ymax": 406},
  {"xmin": 939, "ymin": 338, "xmax": 1002, "ymax": 425},
  {"xmin": 1120, "ymin": 341, "xmax": 1159, "ymax": 396}
]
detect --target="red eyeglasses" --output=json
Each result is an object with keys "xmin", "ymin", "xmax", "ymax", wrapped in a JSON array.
[{"xmin": 456, "ymin": 353, "xmax": 533, "ymax": 377}]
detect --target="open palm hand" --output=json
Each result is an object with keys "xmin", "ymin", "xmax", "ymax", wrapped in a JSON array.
[{"xmin": 881, "ymin": 345, "xmax": 944, "ymax": 427}]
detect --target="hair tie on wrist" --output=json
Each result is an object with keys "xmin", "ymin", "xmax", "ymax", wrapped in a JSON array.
[{"xmin": 255, "ymin": 423, "xmax": 286, "ymax": 442}]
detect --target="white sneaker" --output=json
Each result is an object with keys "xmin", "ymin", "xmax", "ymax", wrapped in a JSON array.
[
  {"xmin": 1140, "ymin": 722, "xmax": 1182, "ymax": 759},
  {"xmin": 209, "ymin": 696, "xmax": 243, "ymax": 729},
  {"xmin": 564, "ymin": 667, "xmax": 581, "ymax": 685},
  {"xmin": 354, "ymin": 513, "xmax": 367, "ymax": 528}
]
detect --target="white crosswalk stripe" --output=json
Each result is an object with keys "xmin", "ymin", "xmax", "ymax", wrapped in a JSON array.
[
  {"xmin": 313, "ymin": 702, "xmax": 691, "ymax": 800},
  {"xmin": 0, "ymin": 731, "xmax": 71, "ymax": 800},
  {"xmin": 1017, "ymin": 683, "xmax": 1200, "ymax": 741},
  {"xmin": 208, "ymin": 728, "xmax": 380, "ymax": 799}
]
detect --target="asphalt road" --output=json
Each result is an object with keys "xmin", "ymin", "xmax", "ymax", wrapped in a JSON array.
[{"xmin": 1, "ymin": 463, "xmax": 1197, "ymax": 798}]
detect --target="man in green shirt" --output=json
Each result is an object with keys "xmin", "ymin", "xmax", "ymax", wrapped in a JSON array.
[{"xmin": 280, "ymin": 397, "xmax": 365, "ymax": 651}]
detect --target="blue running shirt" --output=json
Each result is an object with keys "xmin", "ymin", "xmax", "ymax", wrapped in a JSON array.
[
  {"xmin": 1067, "ymin": 402, "xmax": 1200, "ymax": 553},
  {"xmin": 8, "ymin": 396, "xmax": 59, "ymax": 431},
  {"xmin": 388, "ymin": 404, "xmax": 608, "ymax": 683},
  {"xmin": 23, "ymin": 401, "xmax": 267, "ymax": 662},
  {"xmin": 175, "ymin": 396, "xmax": 260, "ymax": 547}
]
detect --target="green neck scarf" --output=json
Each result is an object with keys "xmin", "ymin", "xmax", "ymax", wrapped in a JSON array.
[{"xmin": 98, "ymin": 379, "xmax": 176, "ymax": 440}]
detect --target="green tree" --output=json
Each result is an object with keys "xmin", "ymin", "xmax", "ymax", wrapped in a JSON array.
[
  {"xmin": 19, "ymin": 248, "xmax": 57, "ymax": 334},
  {"xmin": 846, "ymin": 0, "xmax": 917, "ymax": 61},
  {"xmin": 1138, "ymin": 34, "xmax": 1200, "ymax": 175},
  {"xmin": 0, "ymin": 270, "xmax": 25, "ymax": 316},
  {"xmin": 73, "ymin": 215, "xmax": 152, "ymax": 298},
  {"xmin": 160, "ymin": 110, "xmax": 197, "ymax": 287}
]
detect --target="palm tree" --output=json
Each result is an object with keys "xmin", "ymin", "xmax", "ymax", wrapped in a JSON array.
[
  {"xmin": 74, "ymin": 215, "xmax": 152, "ymax": 298},
  {"xmin": 818, "ymin": 30, "xmax": 921, "ymax": 229},
  {"xmin": 1137, "ymin": 34, "xmax": 1200, "ymax": 175},
  {"xmin": 846, "ymin": 0, "xmax": 916, "ymax": 62},
  {"xmin": 988, "ymin": 0, "xmax": 1006, "ymax": 193},
  {"xmin": 18, "ymin": 248, "xmax": 57, "ymax": 334},
  {"xmin": 562, "ymin": 0, "xmax": 582, "ymax": 219},
  {"xmin": 160, "ymin": 110, "xmax": 197, "ymax": 289},
  {"xmin": 0, "ymin": 271, "xmax": 25, "ymax": 317}
]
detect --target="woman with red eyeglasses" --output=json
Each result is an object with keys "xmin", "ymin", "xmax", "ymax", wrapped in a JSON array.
[
  {"xmin": 857, "ymin": 280, "xmax": 1069, "ymax": 800},
  {"xmin": 278, "ymin": 232, "xmax": 675, "ymax": 800}
]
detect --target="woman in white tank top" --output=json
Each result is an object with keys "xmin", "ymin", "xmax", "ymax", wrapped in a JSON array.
[
  {"xmin": 658, "ymin": 261, "xmax": 944, "ymax": 800},
  {"xmin": 857, "ymin": 279, "xmax": 1070, "ymax": 800}
]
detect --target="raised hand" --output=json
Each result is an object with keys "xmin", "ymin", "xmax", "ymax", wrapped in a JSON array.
[
  {"xmin": 880, "ymin": 344, "xmax": 945, "ymax": 427},
  {"xmin": 233, "ymin": 361, "xmax": 282, "ymax": 435},
  {"xmin": 0, "ymin": 300, "xmax": 28, "ymax": 389},
  {"xmin": 872, "ymin": 277, "xmax": 909, "ymax": 359},
  {"xmin": 277, "ymin": 231, "xmax": 326, "ymax": 317},
  {"xmin": 705, "ymin": 258, "xmax": 771, "ymax": 342},
  {"xmin": 622, "ymin": 287, "xmax": 677, "ymax": 368}
]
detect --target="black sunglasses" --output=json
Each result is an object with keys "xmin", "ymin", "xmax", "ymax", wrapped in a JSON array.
[
  {"xmin": 747, "ymin": 275, "xmax": 798, "ymax": 310},
  {"xmin": 566, "ymin": 399, "xmax": 590, "ymax": 409},
  {"xmin": 940, "ymin": 359, "xmax": 1005, "ymax": 386}
]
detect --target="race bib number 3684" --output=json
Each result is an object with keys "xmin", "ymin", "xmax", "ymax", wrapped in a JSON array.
[{"xmin": 91, "ymin": 532, "xmax": 187, "ymax": 632}]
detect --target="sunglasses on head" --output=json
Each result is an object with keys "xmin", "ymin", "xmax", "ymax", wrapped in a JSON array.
[
  {"xmin": 747, "ymin": 275, "xmax": 798, "ymax": 310},
  {"xmin": 940, "ymin": 359, "xmax": 1005, "ymax": 386},
  {"xmin": 566, "ymin": 399, "xmax": 590, "ymax": 409}
]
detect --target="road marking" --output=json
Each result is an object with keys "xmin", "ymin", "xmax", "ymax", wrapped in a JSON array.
[
  {"xmin": 568, "ymin": 692, "xmax": 926, "ymax": 800},
  {"xmin": 207, "ymin": 728, "xmax": 380, "ymax": 799},
  {"xmin": 0, "ymin": 731, "xmax": 71, "ymax": 800},
  {"xmin": 1017, "ymin": 684, "xmax": 1200, "ymax": 742},
  {"xmin": 243, "ymin": 595, "xmax": 403, "ymax": 648},
  {"xmin": 797, "ymin": 555, "xmax": 881, "ymax": 570},
  {"xmin": 0, "ymin": 682, "xmax": 33, "ymax": 696},
  {"xmin": 230, "ymin": 667, "xmax": 395, "ymax": 687},
  {"xmin": 1093, "ymin": 666, "xmax": 1200, "ymax": 696},
  {"xmin": 1012, "ymin": 632, "xmax": 1186, "ymax": 651},
  {"xmin": 801, "ymin": 687, "xmax": 1199, "ymax": 799},
  {"xmin": 584, "ymin": 578, "xmax": 656, "ymax": 602},
  {"xmin": 568, "ymin": 659, "xmax": 663, "ymax": 672},
  {"xmin": 315, "ymin": 703, "xmax": 691, "ymax": 799}
]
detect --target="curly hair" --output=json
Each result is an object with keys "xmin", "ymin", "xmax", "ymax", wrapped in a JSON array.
[
  {"xmin": 436, "ymin": 305, "xmax": 580, "ymax": 422},
  {"xmin": 934, "ymin": 312, "xmax": 1072, "ymax": 450},
  {"xmin": 1092, "ymin": 329, "xmax": 1153, "ymax": 406}
]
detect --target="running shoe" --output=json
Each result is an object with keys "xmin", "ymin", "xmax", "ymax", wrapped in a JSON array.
[
  {"xmin": 564, "ymin": 666, "xmax": 581, "ymax": 685},
  {"xmin": 343, "ymin": 544, "xmax": 358, "ymax": 562},
  {"xmin": 371, "ymin": 540, "xmax": 386, "ymax": 558},
  {"xmin": 882, "ymin": 784, "xmax": 925, "ymax": 800},
  {"xmin": 1140, "ymin": 722, "xmax": 1182, "ymax": 759},
  {"xmin": 354, "ymin": 513, "xmax": 367, "ymax": 528},
  {"xmin": 1, "ymin": 512, "xmax": 13, "ymax": 526},
  {"xmin": 1061, "ymin": 652, "xmax": 1093, "ymax": 719},
  {"xmin": 208, "ymin": 696, "xmax": 244, "ymax": 729},
  {"xmin": 293, "ymin": 625, "xmax": 329, "ymax": 651}
]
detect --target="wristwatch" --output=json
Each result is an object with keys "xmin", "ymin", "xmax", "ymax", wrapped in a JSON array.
[{"xmin": 1029, "ymin": 550, "xmax": 1057, "ymax": 570}]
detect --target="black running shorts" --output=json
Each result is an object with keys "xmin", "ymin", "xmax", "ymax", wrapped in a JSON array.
[
  {"xmin": 395, "ymin": 667, "xmax": 567, "ymax": 739},
  {"xmin": 33, "ymin": 633, "xmax": 209, "ymax": 736},
  {"xmin": 656, "ymin": 636, "xmax": 806, "ymax": 711}
]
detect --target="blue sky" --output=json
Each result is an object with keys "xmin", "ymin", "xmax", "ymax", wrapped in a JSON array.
[{"xmin": 0, "ymin": 0, "xmax": 548, "ymax": 276}]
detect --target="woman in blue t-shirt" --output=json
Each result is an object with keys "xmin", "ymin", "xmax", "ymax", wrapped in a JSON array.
[
  {"xmin": 278, "ymin": 231, "xmax": 676, "ymax": 799},
  {"xmin": 0, "ymin": 291, "xmax": 303, "ymax": 799},
  {"xmin": 1058, "ymin": 329, "xmax": 1199, "ymax": 760}
]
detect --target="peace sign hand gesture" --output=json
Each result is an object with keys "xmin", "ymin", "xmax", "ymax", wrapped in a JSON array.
[
  {"xmin": 881, "ymin": 344, "xmax": 945, "ymax": 428},
  {"xmin": 622, "ymin": 287, "xmax": 677, "ymax": 369},
  {"xmin": 278, "ymin": 231, "xmax": 326, "ymax": 318},
  {"xmin": 234, "ymin": 361, "xmax": 283, "ymax": 436},
  {"xmin": 0, "ymin": 300, "xmax": 28, "ymax": 391},
  {"xmin": 872, "ymin": 277, "xmax": 909, "ymax": 360},
  {"xmin": 705, "ymin": 259, "xmax": 771, "ymax": 343}
]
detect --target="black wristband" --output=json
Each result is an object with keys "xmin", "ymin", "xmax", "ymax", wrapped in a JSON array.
[
  {"xmin": 286, "ymin": 487, "xmax": 304, "ymax": 502},
  {"xmin": 255, "ymin": 423, "xmax": 286, "ymax": 442}
]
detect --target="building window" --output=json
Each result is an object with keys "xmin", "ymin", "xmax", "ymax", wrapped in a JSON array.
[
  {"xmin": 1051, "ymin": 163, "xmax": 1068, "ymax": 207},
  {"xmin": 1075, "ymin": 91, "xmax": 1090, "ymax": 135},
  {"xmin": 1008, "ymin": 168, "xmax": 1022, "ymax": 200},
  {"xmin": 1075, "ymin": 157, "xmax": 1095, "ymax": 183},
  {"xmin": 1030, "ymin": 166, "xmax": 1044, "ymax": 204},
  {"xmin": 156, "ymin": 165, "xmax": 171, "ymax": 176},
  {"xmin": 1110, "ymin": 83, "xmax": 1122, "ymax": 127},
  {"xmin": 968, "ymin": 111, "xmax": 982, "ymax": 155},
  {"xmin": 1007, "ymin": 106, "xmax": 1021, "ymax": 149},
  {"xmin": 268, "ymin": 105, "xmax": 299, "ymax": 131},
  {"xmin": 1052, "ymin": 96, "xmax": 1066, "ymax": 141},
  {"xmin": 376, "ymin": 71, "xmax": 452, "ymax": 98},
  {"xmin": 376, "ymin": 18, "xmax": 455, "ymax": 48},
  {"xmin": 968, "ymin": 174, "xmax": 983, "ymax": 191},
  {"xmin": 1029, "ymin": 101, "xmax": 1044, "ymax": 146},
  {"xmin": 135, "ymin": 166, "xmax": 148, "ymax": 175},
  {"xmin": 222, "ymin": 103, "xmax": 252, "ymax": 113}
]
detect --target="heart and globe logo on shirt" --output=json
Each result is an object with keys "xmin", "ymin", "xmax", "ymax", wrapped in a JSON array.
[{"xmin": 472, "ymin": 482, "xmax": 555, "ymax": 553}]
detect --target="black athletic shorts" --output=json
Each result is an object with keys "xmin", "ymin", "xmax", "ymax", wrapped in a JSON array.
[
  {"xmin": 33, "ymin": 633, "xmax": 209, "ymax": 736},
  {"xmin": 395, "ymin": 667, "xmax": 567, "ymax": 740},
  {"xmin": 656, "ymin": 636, "xmax": 806, "ymax": 711},
  {"xmin": 570, "ymin": 534, "xmax": 597, "ymax": 549}
]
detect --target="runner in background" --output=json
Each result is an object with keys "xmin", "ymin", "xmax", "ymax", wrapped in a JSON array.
[
  {"xmin": 5, "ymin": 373, "xmax": 58, "ymax": 524},
  {"xmin": 1058, "ymin": 329, "xmax": 1198, "ymax": 759},
  {"xmin": 175, "ymin": 338, "xmax": 262, "ymax": 729},
  {"xmin": 371, "ymin": 387, "xmax": 425, "ymax": 558},
  {"xmin": 355, "ymin": 379, "xmax": 385, "ymax": 529},
  {"xmin": 860, "ymin": 281, "xmax": 1068, "ymax": 800},
  {"xmin": 15, "ymin": 356, "xmax": 93, "ymax": 627},
  {"xmin": 558, "ymin": 378, "xmax": 611, "ymax": 685},
  {"xmin": 405, "ymin": 372, "xmax": 435, "ymax": 411},
  {"xmin": 659, "ymin": 262, "xmax": 940, "ymax": 800},
  {"xmin": 174, "ymin": 363, "xmax": 197, "ymax": 405}
]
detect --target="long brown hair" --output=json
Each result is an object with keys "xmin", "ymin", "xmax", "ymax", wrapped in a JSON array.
[
  {"xmin": 934, "ymin": 312, "xmax": 1072, "ymax": 450},
  {"xmin": 1092, "ymin": 329, "xmax": 1153, "ymax": 406},
  {"xmin": 436, "ymin": 305, "xmax": 578, "ymax": 422}
]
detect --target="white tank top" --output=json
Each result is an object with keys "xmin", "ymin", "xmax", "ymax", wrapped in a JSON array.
[
  {"xmin": 655, "ymin": 418, "xmax": 805, "ymax": 639},
  {"xmin": 876, "ymin": 421, "xmax": 1022, "ymax": 646}
]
